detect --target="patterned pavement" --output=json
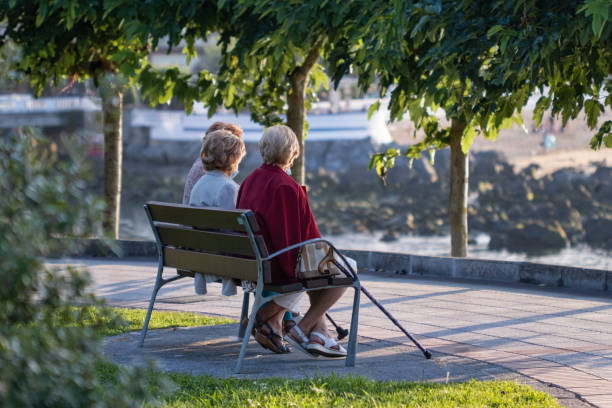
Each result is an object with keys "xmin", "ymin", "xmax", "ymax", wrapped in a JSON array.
[{"xmin": 50, "ymin": 258, "xmax": 612, "ymax": 407}]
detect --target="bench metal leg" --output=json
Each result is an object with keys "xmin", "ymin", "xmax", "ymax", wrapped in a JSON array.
[
  {"xmin": 138, "ymin": 264, "xmax": 164, "ymax": 347},
  {"xmin": 345, "ymin": 283, "xmax": 360, "ymax": 367},
  {"xmin": 237, "ymin": 292, "xmax": 250, "ymax": 340},
  {"xmin": 138, "ymin": 265, "xmax": 185, "ymax": 347},
  {"xmin": 235, "ymin": 295, "xmax": 262, "ymax": 374}
]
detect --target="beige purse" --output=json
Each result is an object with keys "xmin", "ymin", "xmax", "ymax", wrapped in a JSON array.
[{"xmin": 295, "ymin": 242, "xmax": 348, "ymax": 280}]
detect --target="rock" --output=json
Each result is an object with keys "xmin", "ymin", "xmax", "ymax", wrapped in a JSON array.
[
  {"xmin": 543, "ymin": 168, "xmax": 586, "ymax": 197},
  {"xmin": 518, "ymin": 164, "xmax": 540, "ymax": 181},
  {"xmin": 488, "ymin": 221, "xmax": 568, "ymax": 254},
  {"xmin": 471, "ymin": 150, "xmax": 514, "ymax": 183},
  {"xmin": 120, "ymin": 135, "xmax": 610, "ymax": 254},
  {"xmin": 431, "ymin": 148, "xmax": 451, "ymax": 180},
  {"xmin": 592, "ymin": 167, "xmax": 612, "ymax": 203},
  {"xmin": 591, "ymin": 165, "xmax": 612, "ymax": 181},
  {"xmin": 554, "ymin": 205, "xmax": 584, "ymax": 244},
  {"xmin": 380, "ymin": 230, "xmax": 400, "ymax": 242},
  {"xmin": 584, "ymin": 218, "xmax": 612, "ymax": 250}
]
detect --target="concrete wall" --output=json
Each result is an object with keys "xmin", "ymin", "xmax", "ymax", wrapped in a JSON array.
[{"xmin": 341, "ymin": 249, "xmax": 609, "ymax": 293}]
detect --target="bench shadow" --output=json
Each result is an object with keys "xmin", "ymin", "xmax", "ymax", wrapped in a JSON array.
[{"xmin": 103, "ymin": 324, "xmax": 513, "ymax": 382}]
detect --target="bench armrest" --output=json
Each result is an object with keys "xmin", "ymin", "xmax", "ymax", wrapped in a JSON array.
[{"xmin": 261, "ymin": 238, "xmax": 357, "ymax": 278}]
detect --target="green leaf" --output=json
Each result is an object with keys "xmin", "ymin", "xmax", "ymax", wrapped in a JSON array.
[
  {"xmin": 486, "ymin": 25, "xmax": 503, "ymax": 39},
  {"xmin": 580, "ymin": 0, "xmax": 611, "ymax": 36},
  {"xmin": 533, "ymin": 97, "xmax": 551, "ymax": 127},
  {"xmin": 226, "ymin": 83, "xmax": 235, "ymax": 106},
  {"xmin": 368, "ymin": 153, "xmax": 383, "ymax": 170},
  {"xmin": 410, "ymin": 16, "xmax": 429, "ymax": 38},
  {"xmin": 368, "ymin": 100, "xmax": 381, "ymax": 120},
  {"xmin": 385, "ymin": 147, "xmax": 400, "ymax": 157},
  {"xmin": 589, "ymin": 120, "xmax": 612, "ymax": 150},
  {"xmin": 461, "ymin": 126, "xmax": 476, "ymax": 154},
  {"xmin": 428, "ymin": 149, "xmax": 435, "ymax": 165},
  {"xmin": 584, "ymin": 99, "xmax": 604, "ymax": 129}
]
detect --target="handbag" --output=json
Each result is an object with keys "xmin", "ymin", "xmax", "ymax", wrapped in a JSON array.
[{"xmin": 295, "ymin": 242, "xmax": 355, "ymax": 280}]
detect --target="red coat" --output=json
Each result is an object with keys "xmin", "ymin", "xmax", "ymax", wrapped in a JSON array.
[{"xmin": 237, "ymin": 164, "xmax": 321, "ymax": 283}]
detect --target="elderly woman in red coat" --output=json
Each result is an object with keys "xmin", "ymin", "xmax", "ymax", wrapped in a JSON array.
[{"xmin": 237, "ymin": 125, "xmax": 348, "ymax": 358}]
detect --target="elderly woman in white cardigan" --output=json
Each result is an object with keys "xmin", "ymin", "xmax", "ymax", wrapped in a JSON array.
[
  {"xmin": 188, "ymin": 129, "xmax": 246, "ymax": 296},
  {"xmin": 182, "ymin": 122, "xmax": 243, "ymax": 205}
]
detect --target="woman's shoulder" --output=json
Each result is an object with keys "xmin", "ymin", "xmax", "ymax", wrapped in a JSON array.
[{"xmin": 222, "ymin": 177, "xmax": 240, "ymax": 192}]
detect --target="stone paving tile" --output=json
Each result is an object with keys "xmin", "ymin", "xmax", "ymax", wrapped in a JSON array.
[
  {"xmin": 52, "ymin": 259, "xmax": 612, "ymax": 407},
  {"xmin": 585, "ymin": 397, "xmax": 612, "ymax": 408},
  {"xmin": 568, "ymin": 382, "xmax": 612, "ymax": 394}
]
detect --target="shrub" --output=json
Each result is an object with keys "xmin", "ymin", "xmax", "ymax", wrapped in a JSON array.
[{"xmin": 0, "ymin": 129, "xmax": 164, "ymax": 407}]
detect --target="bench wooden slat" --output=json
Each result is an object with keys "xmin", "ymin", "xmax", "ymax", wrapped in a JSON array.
[
  {"xmin": 304, "ymin": 278, "xmax": 330, "ymax": 289},
  {"xmin": 164, "ymin": 247, "xmax": 259, "ymax": 281},
  {"xmin": 329, "ymin": 276, "xmax": 354, "ymax": 286},
  {"xmin": 263, "ymin": 282, "xmax": 304, "ymax": 293},
  {"xmin": 156, "ymin": 224, "xmax": 257, "ymax": 257},
  {"xmin": 147, "ymin": 201, "xmax": 260, "ymax": 232}
]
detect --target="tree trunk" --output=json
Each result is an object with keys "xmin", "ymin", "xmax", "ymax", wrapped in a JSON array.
[
  {"xmin": 99, "ymin": 75, "xmax": 123, "ymax": 239},
  {"xmin": 287, "ymin": 74, "xmax": 307, "ymax": 185},
  {"xmin": 449, "ymin": 118, "xmax": 468, "ymax": 257},
  {"xmin": 287, "ymin": 47, "xmax": 320, "ymax": 186}
]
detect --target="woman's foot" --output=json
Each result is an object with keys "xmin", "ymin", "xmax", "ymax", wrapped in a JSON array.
[
  {"xmin": 306, "ymin": 331, "xmax": 347, "ymax": 358},
  {"xmin": 284, "ymin": 325, "xmax": 319, "ymax": 358},
  {"xmin": 255, "ymin": 322, "xmax": 291, "ymax": 354},
  {"xmin": 253, "ymin": 315, "xmax": 291, "ymax": 354}
]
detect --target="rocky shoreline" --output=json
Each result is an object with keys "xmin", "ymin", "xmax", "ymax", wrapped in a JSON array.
[{"xmin": 118, "ymin": 138, "xmax": 612, "ymax": 255}]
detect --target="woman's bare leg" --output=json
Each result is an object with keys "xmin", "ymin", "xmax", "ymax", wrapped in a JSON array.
[
  {"xmin": 255, "ymin": 301, "xmax": 285, "ymax": 334},
  {"xmin": 295, "ymin": 287, "xmax": 347, "ymax": 335}
]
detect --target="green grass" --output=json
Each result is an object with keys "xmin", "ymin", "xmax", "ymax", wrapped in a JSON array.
[
  {"xmin": 73, "ymin": 305, "xmax": 235, "ymax": 337},
  {"xmin": 164, "ymin": 375, "xmax": 561, "ymax": 408},
  {"xmin": 97, "ymin": 362, "xmax": 560, "ymax": 408},
  {"xmin": 90, "ymin": 307, "xmax": 560, "ymax": 407}
]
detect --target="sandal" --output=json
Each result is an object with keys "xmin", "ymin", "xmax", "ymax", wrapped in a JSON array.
[
  {"xmin": 283, "ymin": 319, "xmax": 297, "ymax": 335},
  {"xmin": 241, "ymin": 315, "xmax": 272, "ymax": 351},
  {"xmin": 254, "ymin": 321, "xmax": 291, "ymax": 354},
  {"xmin": 305, "ymin": 331, "xmax": 347, "ymax": 358},
  {"xmin": 284, "ymin": 325, "xmax": 319, "ymax": 358}
]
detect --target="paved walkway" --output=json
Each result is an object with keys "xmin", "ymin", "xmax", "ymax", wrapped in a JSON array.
[{"xmin": 51, "ymin": 258, "xmax": 612, "ymax": 407}]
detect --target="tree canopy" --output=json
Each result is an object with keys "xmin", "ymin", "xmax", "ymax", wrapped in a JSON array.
[{"xmin": 486, "ymin": 0, "xmax": 612, "ymax": 150}]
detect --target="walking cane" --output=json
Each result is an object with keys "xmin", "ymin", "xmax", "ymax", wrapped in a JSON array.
[
  {"xmin": 331, "ymin": 257, "xmax": 432, "ymax": 360},
  {"xmin": 326, "ymin": 312, "xmax": 349, "ymax": 340}
]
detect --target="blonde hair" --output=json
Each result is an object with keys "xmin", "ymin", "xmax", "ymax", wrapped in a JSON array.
[
  {"xmin": 259, "ymin": 125, "xmax": 299, "ymax": 167},
  {"xmin": 200, "ymin": 130, "xmax": 246, "ymax": 172},
  {"xmin": 205, "ymin": 121, "xmax": 243, "ymax": 138}
]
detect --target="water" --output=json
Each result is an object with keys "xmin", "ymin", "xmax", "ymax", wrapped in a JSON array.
[{"xmin": 327, "ymin": 232, "xmax": 612, "ymax": 271}]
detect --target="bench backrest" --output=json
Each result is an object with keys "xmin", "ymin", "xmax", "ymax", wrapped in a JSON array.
[{"xmin": 145, "ymin": 201, "xmax": 272, "ymax": 283}]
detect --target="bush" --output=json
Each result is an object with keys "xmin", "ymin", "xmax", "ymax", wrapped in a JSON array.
[{"xmin": 0, "ymin": 129, "xmax": 164, "ymax": 407}]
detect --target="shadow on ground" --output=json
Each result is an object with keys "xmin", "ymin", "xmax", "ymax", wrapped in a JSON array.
[{"xmin": 104, "ymin": 323, "xmax": 518, "ymax": 381}]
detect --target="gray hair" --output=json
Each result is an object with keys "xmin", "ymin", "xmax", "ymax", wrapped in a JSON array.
[{"xmin": 258, "ymin": 125, "xmax": 299, "ymax": 167}]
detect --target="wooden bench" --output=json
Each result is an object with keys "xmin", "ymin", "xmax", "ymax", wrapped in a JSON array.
[{"xmin": 138, "ymin": 201, "xmax": 361, "ymax": 373}]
